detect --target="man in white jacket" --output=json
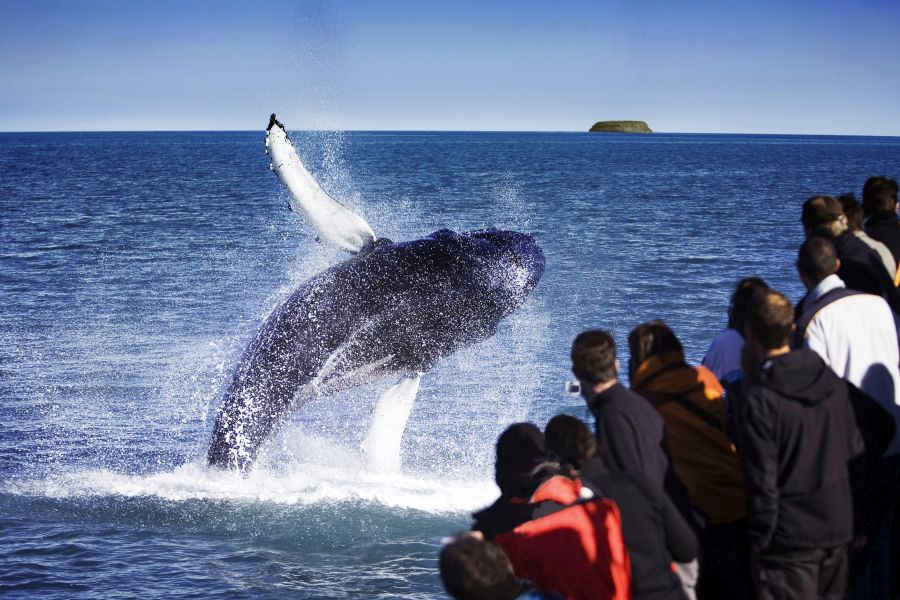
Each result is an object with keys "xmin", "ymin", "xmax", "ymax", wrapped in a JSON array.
[
  {"xmin": 795, "ymin": 236, "xmax": 900, "ymax": 452},
  {"xmin": 795, "ymin": 235, "xmax": 900, "ymax": 599}
]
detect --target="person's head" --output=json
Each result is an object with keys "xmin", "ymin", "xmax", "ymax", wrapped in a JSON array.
[
  {"xmin": 627, "ymin": 320, "xmax": 683, "ymax": 380},
  {"xmin": 744, "ymin": 289, "xmax": 794, "ymax": 354},
  {"xmin": 439, "ymin": 534, "xmax": 521, "ymax": 600},
  {"xmin": 570, "ymin": 330, "xmax": 618, "ymax": 391},
  {"xmin": 837, "ymin": 193, "xmax": 865, "ymax": 232},
  {"xmin": 801, "ymin": 195, "xmax": 848, "ymax": 239},
  {"xmin": 727, "ymin": 277, "xmax": 769, "ymax": 333},
  {"xmin": 544, "ymin": 414, "xmax": 597, "ymax": 470},
  {"xmin": 862, "ymin": 175, "xmax": 899, "ymax": 218},
  {"xmin": 796, "ymin": 236, "xmax": 840, "ymax": 290},
  {"xmin": 494, "ymin": 422, "xmax": 552, "ymax": 498}
]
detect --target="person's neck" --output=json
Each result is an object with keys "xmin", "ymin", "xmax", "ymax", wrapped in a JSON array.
[
  {"xmin": 763, "ymin": 346, "xmax": 790, "ymax": 359},
  {"xmin": 591, "ymin": 379, "xmax": 617, "ymax": 396}
]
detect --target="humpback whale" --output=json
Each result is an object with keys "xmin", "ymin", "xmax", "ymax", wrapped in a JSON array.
[{"xmin": 206, "ymin": 115, "xmax": 544, "ymax": 471}]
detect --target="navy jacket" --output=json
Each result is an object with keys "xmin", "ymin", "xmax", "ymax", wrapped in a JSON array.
[
  {"xmin": 833, "ymin": 232, "xmax": 900, "ymax": 314},
  {"xmin": 589, "ymin": 383, "xmax": 671, "ymax": 487},
  {"xmin": 582, "ymin": 460, "xmax": 695, "ymax": 600},
  {"xmin": 590, "ymin": 383, "xmax": 695, "ymax": 524}
]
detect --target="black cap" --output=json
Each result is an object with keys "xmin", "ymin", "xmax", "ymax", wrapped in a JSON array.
[{"xmin": 801, "ymin": 196, "xmax": 843, "ymax": 225}]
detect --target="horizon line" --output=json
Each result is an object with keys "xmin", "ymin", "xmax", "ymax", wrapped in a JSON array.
[{"xmin": 1, "ymin": 128, "xmax": 899, "ymax": 138}]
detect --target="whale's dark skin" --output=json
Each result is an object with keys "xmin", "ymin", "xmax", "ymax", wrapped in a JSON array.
[{"xmin": 206, "ymin": 228, "xmax": 544, "ymax": 470}]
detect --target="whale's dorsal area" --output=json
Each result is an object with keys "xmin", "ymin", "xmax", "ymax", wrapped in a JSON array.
[{"xmin": 265, "ymin": 115, "xmax": 376, "ymax": 253}]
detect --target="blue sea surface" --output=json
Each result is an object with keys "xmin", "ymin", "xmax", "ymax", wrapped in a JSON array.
[{"xmin": 2, "ymin": 130, "xmax": 900, "ymax": 598}]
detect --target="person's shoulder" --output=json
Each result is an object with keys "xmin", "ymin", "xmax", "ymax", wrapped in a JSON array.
[
  {"xmin": 739, "ymin": 373, "xmax": 769, "ymax": 403},
  {"xmin": 814, "ymin": 291, "xmax": 893, "ymax": 325},
  {"xmin": 708, "ymin": 328, "xmax": 743, "ymax": 348},
  {"xmin": 603, "ymin": 469, "xmax": 657, "ymax": 498},
  {"xmin": 582, "ymin": 463, "xmax": 655, "ymax": 503},
  {"xmin": 597, "ymin": 386, "xmax": 656, "ymax": 419}
]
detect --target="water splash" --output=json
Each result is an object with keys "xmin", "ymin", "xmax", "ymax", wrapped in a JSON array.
[{"xmin": 4, "ymin": 446, "xmax": 496, "ymax": 514}]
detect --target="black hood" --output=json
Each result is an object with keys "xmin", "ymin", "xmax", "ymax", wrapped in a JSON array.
[
  {"xmin": 756, "ymin": 349, "xmax": 838, "ymax": 406},
  {"xmin": 495, "ymin": 423, "xmax": 551, "ymax": 498}
]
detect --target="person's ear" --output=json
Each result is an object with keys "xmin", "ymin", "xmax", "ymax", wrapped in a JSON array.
[
  {"xmin": 834, "ymin": 257, "xmax": 841, "ymax": 274},
  {"xmin": 614, "ymin": 358, "xmax": 620, "ymax": 373}
]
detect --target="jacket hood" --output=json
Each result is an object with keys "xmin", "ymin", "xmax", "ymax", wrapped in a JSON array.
[
  {"xmin": 495, "ymin": 422, "xmax": 553, "ymax": 498},
  {"xmin": 756, "ymin": 349, "xmax": 837, "ymax": 406},
  {"xmin": 632, "ymin": 351, "xmax": 723, "ymax": 401}
]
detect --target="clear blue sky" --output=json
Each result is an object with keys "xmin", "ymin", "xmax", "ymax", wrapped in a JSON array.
[{"xmin": 2, "ymin": 0, "xmax": 899, "ymax": 134}]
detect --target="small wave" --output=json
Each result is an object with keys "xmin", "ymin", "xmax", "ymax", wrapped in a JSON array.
[{"xmin": 679, "ymin": 255, "xmax": 724, "ymax": 264}]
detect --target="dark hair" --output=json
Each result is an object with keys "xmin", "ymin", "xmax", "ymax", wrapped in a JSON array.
[
  {"xmin": 727, "ymin": 277, "xmax": 769, "ymax": 332},
  {"xmin": 837, "ymin": 193, "xmax": 864, "ymax": 231},
  {"xmin": 439, "ymin": 535, "xmax": 521, "ymax": 600},
  {"xmin": 801, "ymin": 195, "xmax": 847, "ymax": 239},
  {"xmin": 571, "ymin": 330, "xmax": 617, "ymax": 384},
  {"xmin": 544, "ymin": 414, "xmax": 597, "ymax": 470},
  {"xmin": 744, "ymin": 289, "xmax": 794, "ymax": 350},
  {"xmin": 627, "ymin": 320, "xmax": 683, "ymax": 380},
  {"xmin": 862, "ymin": 175, "xmax": 899, "ymax": 217},
  {"xmin": 796, "ymin": 236, "xmax": 838, "ymax": 284},
  {"xmin": 495, "ymin": 423, "xmax": 551, "ymax": 498}
]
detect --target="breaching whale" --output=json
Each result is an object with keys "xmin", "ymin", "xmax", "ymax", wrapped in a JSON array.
[{"xmin": 206, "ymin": 115, "xmax": 544, "ymax": 471}]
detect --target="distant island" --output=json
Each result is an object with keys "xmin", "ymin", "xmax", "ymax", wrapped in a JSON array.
[{"xmin": 589, "ymin": 121, "xmax": 653, "ymax": 134}]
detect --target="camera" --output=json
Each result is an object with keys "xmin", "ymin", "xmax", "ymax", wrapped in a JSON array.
[{"xmin": 564, "ymin": 380, "xmax": 581, "ymax": 396}]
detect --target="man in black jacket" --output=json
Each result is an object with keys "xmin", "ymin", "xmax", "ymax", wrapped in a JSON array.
[
  {"xmin": 863, "ymin": 175, "xmax": 900, "ymax": 272},
  {"xmin": 738, "ymin": 289, "xmax": 865, "ymax": 600},
  {"xmin": 570, "ymin": 331, "xmax": 699, "ymax": 599},
  {"xmin": 570, "ymin": 330, "xmax": 672, "ymax": 489},
  {"xmin": 570, "ymin": 331, "xmax": 698, "ymax": 515}
]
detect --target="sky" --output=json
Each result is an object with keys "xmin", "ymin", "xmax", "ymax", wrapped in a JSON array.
[{"xmin": 1, "ymin": 0, "xmax": 899, "ymax": 134}]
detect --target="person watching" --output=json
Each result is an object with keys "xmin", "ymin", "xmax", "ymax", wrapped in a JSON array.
[
  {"xmin": 702, "ymin": 277, "xmax": 769, "ymax": 383},
  {"xmin": 862, "ymin": 175, "xmax": 900, "ymax": 274},
  {"xmin": 628, "ymin": 321, "xmax": 750, "ymax": 600},
  {"xmin": 738, "ymin": 289, "xmax": 865, "ymax": 600},
  {"xmin": 794, "ymin": 235, "xmax": 900, "ymax": 596},
  {"xmin": 837, "ymin": 192, "xmax": 897, "ymax": 281},
  {"xmin": 546, "ymin": 414, "xmax": 697, "ymax": 600},
  {"xmin": 800, "ymin": 194, "xmax": 900, "ymax": 313},
  {"xmin": 439, "ymin": 533, "xmax": 561, "ymax": 600}
]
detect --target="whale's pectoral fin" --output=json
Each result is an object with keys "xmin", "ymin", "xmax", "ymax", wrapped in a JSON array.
[
  {"xmin": 264, "ymin": 114, "xmax": 377, "ymax": 253},
  {"xmin": 360, "ymin": 373, "xmax": 423, "ymax": 472}
]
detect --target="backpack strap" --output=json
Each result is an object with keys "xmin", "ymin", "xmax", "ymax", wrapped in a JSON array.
[{"xmin": 793, "ymin": 287, "xmax": 866, "ymax": 348}]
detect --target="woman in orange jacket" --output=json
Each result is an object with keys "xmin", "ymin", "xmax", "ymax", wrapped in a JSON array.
[{"xmin": 628, "ymin": 320, "xmax": 753, "ymax": 600}]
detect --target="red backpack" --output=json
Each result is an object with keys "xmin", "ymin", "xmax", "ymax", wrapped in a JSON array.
[{"xmin": 495, "ymin": 476, "xmax": 632, "ymax": 600}]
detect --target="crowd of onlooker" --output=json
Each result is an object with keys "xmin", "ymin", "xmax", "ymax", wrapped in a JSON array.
[{"xmin": 438, "ymin": 175, "xmax": 900, "ymax": 600}]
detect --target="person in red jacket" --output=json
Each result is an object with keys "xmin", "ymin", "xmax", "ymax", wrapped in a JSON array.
[
  {"xmin": 472, "ymin": 423, "xmax": 632, "ymax": 600},
  {"xmin": 545, "ymin": 414, "xmax": 697, "ymax": 600}
]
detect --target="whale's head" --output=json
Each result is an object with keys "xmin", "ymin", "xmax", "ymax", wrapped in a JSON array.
[
  {"xmin": 463, "ymin": 228, "xmax": 545, "ymax": 304},
  {"xmin": 410, "ymin": 228, "xmax": 544, "ymax": 323}
]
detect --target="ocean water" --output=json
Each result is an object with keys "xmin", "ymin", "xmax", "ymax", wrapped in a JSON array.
[{"xmin": 2, "ymin": 130, "xmax": 900, "ymax": 598}]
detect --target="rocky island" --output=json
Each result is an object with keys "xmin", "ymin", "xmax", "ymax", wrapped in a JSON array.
[{"xmin": 589, "ymin": 120, "xmax": 652, "ymax": 134}]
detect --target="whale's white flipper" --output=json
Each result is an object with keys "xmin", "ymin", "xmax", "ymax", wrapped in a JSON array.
[
  {"xmin": 265, "ymin": 116, "xmax": 376, "ymax": 253},
  {"xmin": 361, "ymin": 373, "xmax": 422, "ymax": 472}
]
